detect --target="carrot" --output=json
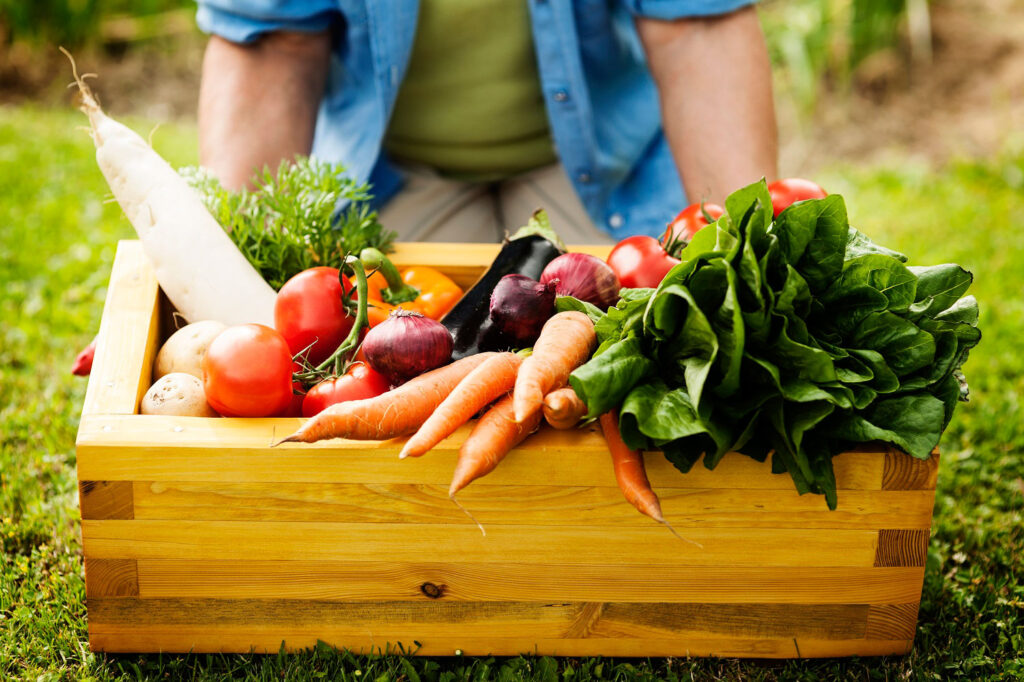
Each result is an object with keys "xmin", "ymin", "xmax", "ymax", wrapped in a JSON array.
[
  {"xmin": 450, "ymin": 393, "xmax": 543, "ymax": 499},
  {"xmin": 599, "ymin": 412, "xmax": 702, "ymax": 547},
  {"xmin": 599, "ymin": 411, "xmax": 664, "ymax": 522},
  {"xmin": 399, "ymin": 352, "xmax": 523, "ymax": 459},
  {"xmin": 542, "ymin": 386, "xmax": 588, "ymax": 430},
  {"xmin": 512, "ymin": 311, "xmax": 596, "ymax": 423},
  {"xmin": 275, "ymin": 353, "xmax": 496, "ymax": 444}
]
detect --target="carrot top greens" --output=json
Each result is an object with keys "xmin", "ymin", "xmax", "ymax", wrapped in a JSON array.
[{"xmin": 181, "ymin": 157, "xmax": 395, "ymax": 290}]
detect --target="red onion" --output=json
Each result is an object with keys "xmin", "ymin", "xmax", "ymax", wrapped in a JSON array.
[
  {"xmin": 489, "ymin": 274, "xmax": 557, "ymax": 346},
  {"xmin": 362, "ymin": 310, "xmax": 453, "ymax": 384},
  {"xmin": 540, "ymin": 252, "xmax": 620, "ymax": 310}
]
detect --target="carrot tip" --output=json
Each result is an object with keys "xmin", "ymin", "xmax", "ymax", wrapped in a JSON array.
[
  {"xmin": 450, "ymin": 495, "xmax": 486, "ymax": 537},
  {"xmin": 662, "ymin": 518, "xmax": 703, "ymax": 549},
  {"xmin": 270, "ymin": 434, "xmax": 299, "ymax": 447}
]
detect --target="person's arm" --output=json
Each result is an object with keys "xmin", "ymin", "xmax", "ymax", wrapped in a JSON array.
[
  {"xmin": 636, "ymin": 6, "xmax": 777, "ymax": 204},
  {"xmin": 198, "ymin": 31, "xmax": 331, "ymax": 190}
]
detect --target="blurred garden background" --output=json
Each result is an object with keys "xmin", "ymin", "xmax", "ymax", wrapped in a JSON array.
[{"xmin": 1, "ymin": 0, "xmax": 1022, "ymax": 679}]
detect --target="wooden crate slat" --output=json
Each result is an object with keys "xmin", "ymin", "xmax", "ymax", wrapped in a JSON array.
[
  {"xmin": 80, "ymin": 240, "xmax": 160, "ymax": 417},
  {"xmin": 883, "ymin": 449, "xmax": 940, "ymax": 490},
  {"xmin": 82, "ymin": 520, "xmax": 880, "ymax": 566},
  {"xmin": 134, "ymin": 561, "xmax": 926, "ymax": 604},
  {"xmin": 77, "ymin": 415, "xmax": 889, "ymax": 490},
  {"xmin": 79, "ymin": 480, "xmax": 134, "ymax": 520},
  {"xmin": 84, "ymin": 559, "xmax": 139, "ymax": 598},
  {"xmin": 86, "ymin": 599, "xmax": 870, "ymax": 641},
  {"xmin": 874, "ymin": 529, "xmax": 930, "ymax": 567},
  {"xmin": 129, "ymin": 480, "xmax": 935, "ymax": 529},
  {"xmin": 86, "ymin": 628, "xmax": 914, "ymax": 658}
]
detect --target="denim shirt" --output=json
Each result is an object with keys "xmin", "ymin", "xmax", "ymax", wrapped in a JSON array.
[{"xmin": 197, "ymin": 0, "xmax": 754, "ymax": 239}]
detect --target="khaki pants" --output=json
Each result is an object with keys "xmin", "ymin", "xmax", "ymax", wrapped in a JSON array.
[{"xmin": 378, "ymin": 164, "xmax": 614, "ymax": 244}]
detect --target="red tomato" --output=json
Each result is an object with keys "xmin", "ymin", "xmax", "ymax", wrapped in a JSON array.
[
  {"xmin": 301, "ymin": 363, "xmax": 391, "ymax": 417},
  {"xmin": 606, "ymin": 235, "xmax": 680, "ymax": 289},
  {"xmin": 202, "ymin": 324, "xmax": 294, "ymax": 417},
  {"xmin": 277, "ymin": 362, "xmax": 307, "ymax": 417},
  {"xmin": 768, "ymin": 178, "xmax": 828, "ymax": 217},
  {"xmin": 665, "ymin": 202, "xmax": 724, "ymax": 242},
  {"xmin": 274, "ymin": 267, "xmax": 354, "ymax": 365}
]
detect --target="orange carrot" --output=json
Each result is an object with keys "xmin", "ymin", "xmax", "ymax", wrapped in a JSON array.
[
  {"xmin": 542, "ymin": 386, "xmax": 588, "ymax": 430},
  {"xmin": 275, "ymin": 353, "xmax": 496, "ymax": 444},
  {"xmin": 399, "ymin": 352, "xmax": 523, "ymax": 459},
  {"xmin": 450, "ymin": 393, "xmax": 542, "ymax": 498},
  {"xmin": 599, "ymin": 411, "xmax": 664, "ymax": 522},
  {"xmin": 512, "ymin": 311, "xmax": 596, "ymax": 423}
]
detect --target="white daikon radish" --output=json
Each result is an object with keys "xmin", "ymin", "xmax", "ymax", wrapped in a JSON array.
[{"xmin": 65, "ymin": 50, "xmax": 276, "ymax": 326}]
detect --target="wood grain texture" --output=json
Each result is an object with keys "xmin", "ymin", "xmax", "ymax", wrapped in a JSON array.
[
  {"xmin": 883, "ymin": 449, "xmax": 940, "ymax": 490},
  {"xmin": 865, "ymin": 603, "xmax": 920, "ymax": 640},
  {"xmin": 77, "ymin": 415, "xmax": 888, "ymax": 490},
  {"xmin": 134, "ymin": 560, "xmax": 926, "ymax": 604},
  {"xmin": 80, "ymin": 240, "xmax": 159, "ymax": 417},
  {"xmin": 84, "ymin": 559, "xmax": 138, "ymax": 597},
  {"xmin": 81, "ymin": 520, "xmax": 880, "ymax": 566},
  {"xmin": 130, "ymin": 481, "xmax": 935, "ymax": 529},
  {"xmin": 86, "ymin": 628, "xmax": 914, "ymax": 658},
  {"xmin": 874, "ymin": 529, "xmax": 930, "ymax": 567},
  {"xmin": 79, "ymin": 481, "xmax": 134, "ymax": 520},
  {"xmin": 86, "ymin": 599, "xmax": 869, "ymax": 640}
]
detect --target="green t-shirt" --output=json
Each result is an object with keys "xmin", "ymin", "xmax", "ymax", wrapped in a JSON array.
[{"xmin": 383, "ymin": 0, "xmax": 557, "ymax": 181}]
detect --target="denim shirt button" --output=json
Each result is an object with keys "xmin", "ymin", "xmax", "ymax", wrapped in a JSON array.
[
  {"xmin": 577, "ymin": 171, "xmax": 592, "ymax": 184},
  {"xmin": 608, "ymin": 213, "xmax": 624, "ymax": 229},
  {"xmin": 553, "ymin": 89, "xmax": 570, "ymax": 102}
]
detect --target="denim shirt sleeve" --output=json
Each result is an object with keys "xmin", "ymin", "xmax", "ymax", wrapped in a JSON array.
[
  {"xmin": 196, "ymin": 1, "xmax": 340, "ymax": 44},
  {"xmin": 620, "ymin": 0, "xmax": 757, "ymax": 19}
]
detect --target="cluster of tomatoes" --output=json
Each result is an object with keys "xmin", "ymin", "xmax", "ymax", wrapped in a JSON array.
[
  {"xmin": 606, "ymin": 178, "xmax": 826, "ymax": 288},
  {"xmin": 202, "ymin": 267, "xmax": 390, "ymax": 419}
]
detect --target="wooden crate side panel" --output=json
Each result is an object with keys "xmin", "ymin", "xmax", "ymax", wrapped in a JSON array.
[
  {"xmin": 134, "ymin": 560, "xmax": 926, "ymax": 604},
  {"xmin": 129, "ymin": 481, "xmax": 935, "ymax": 529},
  {"xmin": 76, "ymin": 415, "xmax": 888, "ymax": 490},
  {"xmin": 80, "ymin": 240, "xmax": 159, "ymax": 418},
  {"xmin": 81, "ymin": 520, "xmax": 880, "ymax": 566},
  {"xmin": 87, "ymin": 627, "xmax": 913, "ymax": 658}
]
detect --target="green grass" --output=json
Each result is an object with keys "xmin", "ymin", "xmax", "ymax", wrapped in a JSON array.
[{"xmin": 1, "ymin": 105, "xmax": 1021, "ymax": 681}]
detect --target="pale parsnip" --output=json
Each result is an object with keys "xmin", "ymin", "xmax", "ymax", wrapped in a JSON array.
[{"xmin": 67, "ymin": 52, "xmax": 276, "ymax": 326}]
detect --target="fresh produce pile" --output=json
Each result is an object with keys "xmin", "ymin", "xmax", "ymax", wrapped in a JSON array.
[{"xmin": 72, "ymin": 70, "xmax": 978, "ymax": 521}]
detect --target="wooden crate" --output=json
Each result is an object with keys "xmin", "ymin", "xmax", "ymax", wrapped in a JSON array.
[{"xmin": 76, "ymin": 240, "xmax": 939, "ymax": 658}]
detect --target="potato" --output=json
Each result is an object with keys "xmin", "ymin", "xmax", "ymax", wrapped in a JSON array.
[
  {"xmin": 154, "ymin": 320, "xmax": 226, "ymax": 381},
  {"xmin": 141, "ymin": 373, "xmax": 219, "ymax": 417}
]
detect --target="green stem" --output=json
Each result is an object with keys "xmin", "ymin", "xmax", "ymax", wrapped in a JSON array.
[
  {"xmin": 360, "ymin": 247, "xmax": 420, "ymax": 305},
  {"xmin": 313, "ymin": 256, "xmax": 370, "ymax": 376}
]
